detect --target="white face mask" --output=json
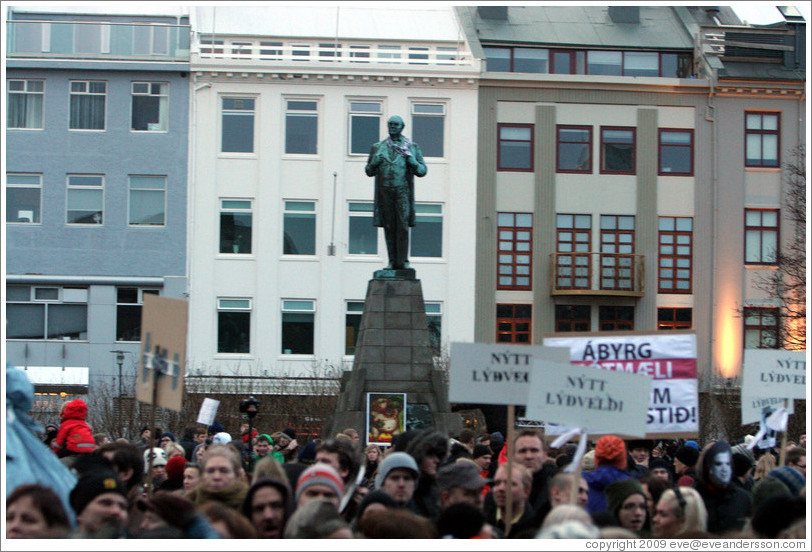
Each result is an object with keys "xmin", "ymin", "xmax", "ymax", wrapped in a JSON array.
[{"xmin": 709, "ymin": 451, "xmax": 732, "ymax": 486}]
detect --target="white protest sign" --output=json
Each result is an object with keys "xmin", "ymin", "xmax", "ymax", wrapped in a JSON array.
[
  {"xmin": 196, "ymin": 398, "xmax": 220, "ymax": 426},
  {"xmin": 740, "ymin": 394, "xmax": 795, "ymax": 425},
  {"xmin": 742, "ymin": 349, "xmax": 806, "ymax": 401},
  {"xmin": 525, "ymin": 359, "xmax": 651, "ymax": 437},
  {"xmin": 543, "ymin": 334, "xmax": 698, "ymax": 436},
  {"xmin": 449, "ymin": 343, "xmax": 570, "ymax": 405}
]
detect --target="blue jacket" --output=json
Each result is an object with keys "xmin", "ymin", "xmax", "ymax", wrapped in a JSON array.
[{"xmin": 582, "ymin": 465, "xmax": 633, "ymax": 513}]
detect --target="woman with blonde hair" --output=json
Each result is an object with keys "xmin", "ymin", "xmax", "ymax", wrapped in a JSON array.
[
  {"xmin": 652, "ymin": 486, "xmax": 708, "ymax": 538},
  {"xmin": 363, "ymin": 444, "xmax": 383, "ymax": 489},
  {"xmin": 251, "ymin": 455, "xmax": 287, "ymax": 485},
  {"xmin": 753, "ymin": 453, "xmax": 776, "ymax": 482}
]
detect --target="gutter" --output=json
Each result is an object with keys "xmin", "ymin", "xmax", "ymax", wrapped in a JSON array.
[{"xmin": 6, "ymin": 275, "xmax": 165, "ymax": 286}]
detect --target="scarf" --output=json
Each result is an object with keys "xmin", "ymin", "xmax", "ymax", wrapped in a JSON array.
[{"xmin": 387, "ymin": 135, "xmax": 412, "ymax": 158}]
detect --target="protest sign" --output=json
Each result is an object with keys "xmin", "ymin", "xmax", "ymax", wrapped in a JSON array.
[
  {"xmin": 543, "ymin": 334, "xmax": 698, "ymax": 436},
  {"xmin": 449, "ymin": 343, "xmax": 571, "ymax": 405},
  {"xmin": 525, "ymin": 359, "xmax": 651, "ymax": 437},
  {"xmin": 742, "ymin": 350, "xmax": 806, "ymax": 401},
  {"xmin": 740, "ymin": 394, "xmax": 795, "ymax": 425},
  {"xmin": 197, "ymin": 398, "xmax": 220, "ymax": 426}
]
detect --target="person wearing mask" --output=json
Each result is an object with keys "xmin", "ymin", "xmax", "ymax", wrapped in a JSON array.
[{"xmin": 693, "ymin": 441, "xmax": 751, "ymax": 535}]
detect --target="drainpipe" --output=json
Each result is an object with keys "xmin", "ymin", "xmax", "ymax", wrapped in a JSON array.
[{"xmin": 704, "ymin": 65, "xmax": 718, "ymax": 390}]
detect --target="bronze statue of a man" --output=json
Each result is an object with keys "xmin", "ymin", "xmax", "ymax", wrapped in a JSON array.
[{"xmin": 365, "ymin": 115, "xmax": 427, "ymax": 270}]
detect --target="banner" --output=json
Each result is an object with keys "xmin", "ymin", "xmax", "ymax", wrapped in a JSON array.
[
  {"xmin": 742, "ymin": 350, "xmax": 806, "ymax": 401},
  {"xmin": 543, "ymin": 334, "xmax": 698, "ymax": 436}
]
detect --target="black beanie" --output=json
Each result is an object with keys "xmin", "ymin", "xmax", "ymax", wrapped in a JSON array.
[
  {"xmin": 732, "ymin": 453, "xmax": 754, "ymax": 478},
  {"xmin": 472, "ymin": 444, "xmax": 491, "ymax": 459},
  {"xmin": 70, "ymin": 471, "xmax": 127, "ymax": 516},
  {"xmin": 675, "ymin": 445, "xmax": 699, "ymax": 467}
]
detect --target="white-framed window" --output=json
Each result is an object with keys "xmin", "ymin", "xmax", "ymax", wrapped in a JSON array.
[
  {"xmin": 5, "ymin": 285, "xmax": 89, "ymax": 340},
  {"xmin": 291, "ymin": 43, "xmax": 311, "ymax": 60},
  {"xmin": 348, "ymin": 100, "xmax": 382, "ymax": 155},
  {"xmin": 408, "ymin": 47, "xmax": 429, "ymax": 64},
  {"xmin": 128, "ymin": 175, "xmax": 166, "ymax": 226},
  {"xmin": 131, "ymin": 82, "xmax": 168, "ymax": 131},
  {"xmin": 350, "ymin": 45, "xmax": 370, "ymax": 62},
  {"xmin": 283, "ymin": 200, "xmax": 316, "ymax": 255},
  {"xmin": 66, "ymin": 174, "xmax": 104, "ymax": 225},
  {"xmin": 411, "ymin": 204, "xmax": 442, "ymax": 258},
  {"xmin": 318, "ymin": 42, "xmax": 341, "ymax": 61},
  {"xmin": 221, "ymin": 97, "xmax": 255, "ymax": 153},
  {"xmin": 345, "ymin": 300, "xmax": 364, "ymax": 355},
  {"xmin": 377, "ymin": 44, "xmax": 401, "ymax": 62},
  {"xmin": 69, "ymin": 80, "xmax": 106, "ymax": 130},
  {"xmin": 436, "ymin": 46, "xmax": 457, "ymax": 65},
  {"xmin": 116, "ymin": 287, "xmax": 160, "ymax": 342},
  {"xmin": 348, "ymin": 201, "xmax": 377, "ymax": 255},
  {"xmin": 230, "ymin": 41, "xmax": 253, "ymax": 57},
  {"xmin": 260, "ymin": 41, "xmax": 283, "ymax": 60},
  {"xmin": 7, "ymin": 79, "xmax": 44, "ymax": 129},
  {"xmin": 285, "ymin": 99, "xmax": 318, "ymax": 155},
  {"xmin": 425, "ymin": 302, "xmax": 442, "ymax": 355},
  {"xmin": 200, "ymin": 36, "xmax": 224, "ymax": 56},
  {"xmin": 220, "ymin": 199, "xmax": 253, "ymax": 254},
  {"xmin": 411, "ymin": 102, "xmax": 445, "ymax": 158},
  {"xmin": 6, "ymin": 173, "xmax": 42, "ymax": 224},
  {"xmin": 217, "ymin": 298, "xmax": 251, "ymax": 354},
  {"xmin": 282, "ymin": 299, "xmax": 315, "ymax": 355}
]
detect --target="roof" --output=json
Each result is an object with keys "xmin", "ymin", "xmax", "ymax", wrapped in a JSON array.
[
  {"xmin": 468, "ymin": 5, "xmax": 698, "ymax": 50},
  {"xmin": 8, "ymin": 4, "xmax": 189, "ymax": 17},
  {"xmin": 189, "ymin": 5, "xmax": 464, "ymax": 42}
]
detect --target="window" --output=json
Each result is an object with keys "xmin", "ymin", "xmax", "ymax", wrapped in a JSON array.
[
  {"xmin": 221, "ymin": 97, "xmax": 255, "ymax": 153},
  {"xmin": 318, "ymin": 42, "xmax": 341, "ymax": 61},
  {"xmin": 377, "ymin": 44, "xmax": 401, "ymax": 62},
  {"xmin": 496, "ymin": 304, "xmax": 531, "ymax": 344},
  {"xmin": 66, "ymin": 175, "xmax": 104, "ymax": 225},
  {"xmin": 282, "ymin": 300, "xmax": 315, "ymax": 355},
  {"xmin": 260, "ymin": 41, "xmax": 283, "ymax": 60},
  {"xmin": 514, "ymin": 48, "xmax": 549, "ymax": 73},
  {"xmin": 129, "ymin": 176, "xmax": 166, "ymax": 226},
  {"xmin": 745, "ymin": 209, "xmax": 779, "ymax": 265},
  {"xmin": 426, "ymin": 302, "xmax": 442, "ymax": 356},
  {"xmin": 408, "ymin": 47, "xmax": 429, "ymax": 64},
  {"xmin": 658, "ymin": 217, "xmax": 693, "ymax": 293},
  {"xmin": 349, "ymin": 101, "xmax": 381, "ymax": 155},
  {"xmin": 218, "ymin": 298, "xmax": 251, "ymax": 354},
  {"xmin": 555, "ymin": 305, "xmax": 591, "ymax": 332},
  {"xmin": 345, "ymin": 301, "xmax": 364, "ymax": 355},
  {"xmin": 6, "ymin": 173, "xmax": 41, "ymax": 224},
  {"xmin": 230, "ymin": 41, "xmax": 253, "ymax": 57},
  {"xmin": 285, "ymin": 99, "xmax": 318, "ymax": 154},
  {"xmin": 623, "ymin": 52, "xmax": 659, "ymax": 76},
  {"xmin": 350, "ymin": 45, "xmax": 370, "ymax": 62},
  {"xmin": 600, "ymin": 215, "xmax": 635, "ymax": 290},
  {"xmin": 744, "ymin": 307, "xmax": 779, "ymax": 348},
  {"xmin": 658, "ymin": 308, "xmax": 692, "ymax": 330},
  {"xmin": 116, "ymin": 287, "xmax": 159, "ymax": 341},
  {"xmin": 6, "ymin": 285, "xmax": 89, "ymax": 340},
  {"xmin": 69, "ymin": 80, "xmax": 106, "ymax": 130},
  {"xmin": 659, "ymin": 129, "xmax": 693, "ymax": 175},
  {"xmin": 497, "ymin": 213, "xmax": 532, "ymax": 290},
  {"xmin": 436, "ymin": 46, "xmax": 457, "ymax": 65},
  {"xmin": 557, "ymin": 126, "xmax": 592, "ymax": 173},
  {"xmin": 291, "ymin": 44, "xmax": 311, "ymax": 60},
  {"xmin": 600, "ymin": 127, "xmax": 635, "ymax": 174},
  {"xmin": 220, "ymin": 200, "xmax": 253, "ymax": 254},
  {"xmin": 200, "ymin": 36, "xmax": 224, "ymax": 56},
  {"xmin": 411, "ymin": 204, "xmax": 442, "ymax": 258},
  {"xmin": 483, "ymin": 47, "xmax": 511, "ymax": 72},
  {"xmin": 551, "ymin": 50, "xmax": 586, "ymax": 74},
  {"xmin": 283, "ymin": 201, "xmax": 316, "ymax": 255},
  {"xmin": 587, "ymin": 51, "xmax": 622, "ymax": 75},
  {"xmin": 498, "ymin": 123, "xmax": 534, "ymax": 171},
  {"xmin": 599, "ymin": 306, "xmax": 634, "ymax": 331},
  {"xmin": 131, "ymin": 82, "xmax": 168, "ymax": 131},
  {"xmin": 745, "ymin": 112, "xmax": 780, "ymax": 167},
  {"xmin": 411, "ymin": 103, "xmax": 445, "ymax": 158},
  {"xmin": 8, "ymin": 79, "xmax": 44, "ymax": 129},
  {"xmin": 348, "ymin": 202, "xmax": 377, "ymax": 255},
  {"xmin": 556, "ymin": 214, "xmax": 592, "ymax": 290}
]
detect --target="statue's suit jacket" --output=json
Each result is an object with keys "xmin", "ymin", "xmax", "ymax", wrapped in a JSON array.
[{"xmin": 365, "ymin": 138, "xmax": 427, "ymax": 228}]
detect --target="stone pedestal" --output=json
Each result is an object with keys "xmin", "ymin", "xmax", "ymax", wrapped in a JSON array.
[{"xmin": 327, "ymin": 277, "xmax": 460, "ymax": 439}]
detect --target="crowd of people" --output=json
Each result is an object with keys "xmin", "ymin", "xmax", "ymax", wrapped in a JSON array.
[{"xmin": 5, "ymin": 393, "xmax": 808, "ymax": 540}]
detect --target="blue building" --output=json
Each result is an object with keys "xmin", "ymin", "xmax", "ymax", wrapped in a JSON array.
[{"xmin": 5, "ymin": 6, "xmax": 191, "ymax": 428}]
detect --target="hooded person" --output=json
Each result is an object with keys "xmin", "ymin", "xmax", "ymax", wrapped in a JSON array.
[
  {"xmin": 405, "ymin": 429, "xmax": 449, "ymax": 521},
  {"xmin": 692, "ymin": 440, "xmax": 751, "ymax": 536},
  {"xmin": 583, "ymin": 435, "xmax": 633, "ymax": 513},
  {"xmin": 241, "ymin": 477, "xmax": 293, "ymax": 538},
  {"xmin": 135, "ymin": 491, "xmax": 220, "ymax": 538},
  {"xmin": 674, "ymin": 444, "xmax": 700, "ymax": 487},
  {"xmin": 52, "ymin": 398, "xmax": 96, "ymax": 458}
]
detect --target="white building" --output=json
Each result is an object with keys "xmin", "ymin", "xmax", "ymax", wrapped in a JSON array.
[{"xmin": 185, "ymin": 6, "xmax": 480, "ymax": 392}]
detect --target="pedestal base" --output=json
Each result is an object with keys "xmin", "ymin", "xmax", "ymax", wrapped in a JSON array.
[{"xmin": 373, "ymin": 268, "xmax": 416, "ymax": 280}]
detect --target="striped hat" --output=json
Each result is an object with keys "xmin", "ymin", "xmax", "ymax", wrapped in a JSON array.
[
  {"xmin": 767, "ymin": 466, "xmax": 805, "ymax": 496},
  {"xmin": 295, "ymin": 464, "xmax": 344, "ymax": 503}
]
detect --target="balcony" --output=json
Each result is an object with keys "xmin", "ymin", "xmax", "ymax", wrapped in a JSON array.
[
  {"xmin": 550, "ymin": 252, "xmax": 645, "ymax": 297},
  {"xmin": 6, "ymin": 20, "xmax": 191, "ymax": 62}
]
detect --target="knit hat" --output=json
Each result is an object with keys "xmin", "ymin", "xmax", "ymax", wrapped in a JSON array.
[
  {"xmin": 648, "ymin": 457, "xmax": 674, "ymax": 477},
  {"xmin": 257, "ymin": 433, "xmax": 273, "ymax": 445},
  {"xmin": 582, "ymin": 449, "xmax": 596, "ymax": 471},
  {"xmin": 165, "ymin": 456, "xmax": 187, "ymax": 481},
  {"xmin": 160, "ymin": 431, "xmax": 177, "ymax": 443},
  {"xmin": 605, "ymin": 478, "xmax": 646, "ymax": 519},
  {"xmin": 136, "ymin": 491, "xmax": 196, "ymax": 529},
  {"xmin": 143, "ymin": 447, "xmax": 168, "ymax": 473},
  {"xmin": 595, "ymin": 435, "xmax": 627, "ymax": 470},
  {"xmin": 752, "ymin": 476, "xmax": 791, "ymax": 511},
  {"xmin": 70, "ymin": 470, "xmax": 127, "ymax": 515},
  {"xmin": 295, "ymin": 464, "xmax": 344, "ymax": 503},
  {"xmin": 684, "ymin": 440, "xmax": 700, "ymax": 451},
  {"xmin": 436, "ymin": 461, "xmax": 487, "ymax": 491},
  {"xmin": 472, "ymin": 444, "xmax": 492, "ymax": 459},
  {"xmin": 212, "ymin": 432, "xmax": 232, "ymax": 446},
  {"xmin": 283, "ymin": 497, "xmax": 349, "ymax": 539},
  {"xmin": 208, "ymin": 421, "xmax": 225, "ymax": 435},
  {"xmin": 732, "ymin": 453, "xmax": 753, "ymax": 478},
  {"xmin": 297, "ymin": 441, "xmax": 318, "ymax": 463},
  {"xmin": 627, "ymin": 439, "xmax": 653, "ymax": 452},
  {"xmin": 766, "ymin": 466, "xmax": 805, "ymax": 496},
  {"xmin": 375, "ymin": 452, "xmax": 419, "ymax": 488},
  {"xmin": 675, "ymin": 445, "xmax": 700, "ymax": 467}
]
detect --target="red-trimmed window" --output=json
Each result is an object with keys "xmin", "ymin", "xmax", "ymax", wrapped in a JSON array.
[
  {"xmin": 600, "ymin": 215, "xmax": 635, "ymax": 291},
  {"xmin": 658, "ymin": 308, "xmax": 692, "ymax": 330},
  {"xmin": 599, "ymin": 306, "xmax": 634, "ymax": 331},
  {"xmin": 497, "ymin": 213, "xmax": 533, "ymax": 290},
  {"xmin": 600, "ymin": 127, "xmax": 635, "ymax": 174},
  {"xmin": 498, "ymin": 123, "xmax": 534, "ymax": 171},
  {"xmin": 659, "ymin": 129, "xmax": 694, "ymax": 176},
  {"xmin": 745, "ymin": 112, "xmax": 780, "ymax": 167},
  {"xmin": 744, "ymin": 307, "xmax": 779, "ymax": 349},
  {"xmin": 658, "ymin": 217, "xmax": 693, "ymax": 293},
  {"xmin": 744, "ymin": 209, "xmax": 779, "ymax": 265},
  {"xmin": 555, "ymin": 305, "xmax": 591, "ymax": 332},
  {"xmin": 556, "ymin": 214, "xmax": 592, "ymax": 290},
  {"xmin": 557, "ymin": 125, "xmax": 592, "ymax": 173},
  {"xmin": 496, "ymin": 304, "xmax": 531, "ymax": 344}
]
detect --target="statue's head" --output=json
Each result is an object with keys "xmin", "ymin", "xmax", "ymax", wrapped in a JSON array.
[{"xmin": 387, "ymin": 115, "xmax": 405, "ymax": 136}]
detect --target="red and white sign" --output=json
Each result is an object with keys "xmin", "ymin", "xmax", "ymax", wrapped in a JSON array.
[{"xmin": 543, "ymin": 334, "xmax": 698, "ymax": 436}]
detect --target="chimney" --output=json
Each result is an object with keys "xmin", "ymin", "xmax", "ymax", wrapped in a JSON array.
[
  {"xmin": 608, "ymin": 6, "xmax": 640, "ymax": 24},
  {"xmin": 779, "ymin": 7, "xmax": 806, "ymax": 70},
  {"xmin": 478, "ymin": 6, "xmax": 508, "ymax": 21}
]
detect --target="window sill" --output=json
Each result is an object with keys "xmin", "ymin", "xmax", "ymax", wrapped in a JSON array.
[
  {"xmin": 216, "ymin": 254, "xmax": 256, "ymax": 260},
  {"xmin": 214, "ymin": 353, "xmax": 254, "ymax": 359},
  {"xmin": 344, "ymin": 255, "xmax": 382, "ymax": 261},
  {"xmin": 129, "ymin": 224, "xmax": 166, "ymax": 229},
  {"xmin": 7, "ymin": 127, "xmax": 44, "ymax": 131},
  {"xmin": 282, "ymin": 153, "xmax": 321, "ymax": 160},
  {"xmin": 280, "ymin": 255, "xmax": 319, "ymax": 261},
  {"xmin": 131, "ymin": 130, "xmax": 169, "ymax": 134},
  {"xmin": 277, "ymin": 354, "xmax": 316, "ymax": 360},
  {"xmin": 69, "ymin": 129, "xmax": 107, "ymax": 132},
  {"xmin": 744, "ymin": 167, "xmax": 781, "ymax": 172},
  {"xmin": 218, "ymin": 153, "xmax": 258, "ymax": 159}
]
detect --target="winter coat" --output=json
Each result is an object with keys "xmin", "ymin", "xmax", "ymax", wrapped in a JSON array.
[
  {"xmin": 582, "ymin": 465, "xmax": 633, "ymax": 513},
  {"xmin": 186, "ymin": 480, "xmax": 248, "ymax": 512},
  {"xmin": 52, "ymin": 399, "xmax": 95, "ymax": 456},
  {"xmin": 693, "ymin": 441, "xmax": 751, "ymax": 535}
]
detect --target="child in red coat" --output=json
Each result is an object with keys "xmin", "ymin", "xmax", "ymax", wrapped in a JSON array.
[{"xmin": 52, "ymin": 398, "xmax": 95, "ymax": 457}]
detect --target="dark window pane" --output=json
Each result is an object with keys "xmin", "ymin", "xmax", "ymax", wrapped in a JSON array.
[
  {"xmin": 286, "ymin": 114, "xmax": 318, "ymax": 154},
  {"xmin": 346, "ymin": 313, "xmax": 362, "ymax": 355},
  {"xmin": 218, "ymin": 311, "xmax": 250, "ymax": 353},
  {"xmin": 47, "ymin": 304, "xmax": 87, "ymax": 340},
  {"xmin": 116, "ymin": 304, "xmax": 142, "ymax": 341},
  {"xmin": 484, "ymin": 47, "xmax": 511, "ymax": 71},
  {"xmin": 349, "ymin": 216, "xmax": 377, "ymax": 255},
  {"xmin": 283, "ymin": 214, "xmax": 316, "ymax": 255},
  {"xmin": 412, "ymin": 115, "xmax": 444, "ymax": 157},
  {"xmin": 220, "ymin": 213, "xmax": 253, "ymax": 254},
  {"xmin": 282, "ymin": 313, "xmax": 314, "ymax": 354},
  {"xmin": 411, "ymin": 219, "xmax": 442, "ymax": 258},
  {"xmin": 351, "ymin": 116, "xmax": 379, "ymax": 154},
  {"xmin": 7, "ymin": 304, "xmax": 45, "ymax": 339},
  {"xmin": 500, "ymin": 142, "xmax": 532, "ymax": 169},
  {"xmin": 222, "ymin": 113, "xmax": 254, "ymax": 152}
]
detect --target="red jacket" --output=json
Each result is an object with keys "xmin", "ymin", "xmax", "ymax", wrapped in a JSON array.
[{"xmin": 52, "ymin": 399, "xmax": 95, "ymax": 456}]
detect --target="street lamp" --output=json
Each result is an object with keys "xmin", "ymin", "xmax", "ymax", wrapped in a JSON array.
[{"xmin": 110, "ymin": 350, "xmax": 130, "ymax": 438}]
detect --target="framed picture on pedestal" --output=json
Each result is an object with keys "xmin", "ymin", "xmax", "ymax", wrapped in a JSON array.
[{"xmin": 366, "ymin": 392, "xmax": 407, "ymax": 446}]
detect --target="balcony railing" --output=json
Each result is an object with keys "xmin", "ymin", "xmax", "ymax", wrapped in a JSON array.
[
  {"xmin": 7, "ymin": 20, "xmax": 191, "ymax": 62},
  {"xmin": 698, "ymin": 25, "xmax": 795, "ymax": 63},
  {"xmin": 550, "ymin": 252, "xmax": 645, "ymax": 296}
]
